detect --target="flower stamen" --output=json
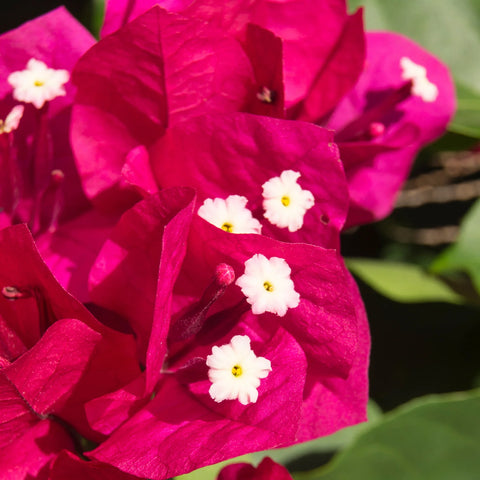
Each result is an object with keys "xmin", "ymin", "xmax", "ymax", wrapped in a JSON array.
[
  {"xmin": 221, "ymin": 222, "xmax": 233, "ymax": 232},
  {"xmin": 263, "ymin": 281, "xmax": 274, "ymax": 292}
]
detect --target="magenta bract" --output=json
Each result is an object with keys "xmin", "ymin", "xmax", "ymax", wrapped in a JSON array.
[
  {"xmin": 0, "ymin": 225, "xmax": 140, "ymax": 442},
  {"xmin": 72, "ymin": 6, "xmax": 253, "ymax": 209},
  {"xmin": 102, "ymin": 0, "xmax": 354, "ymax": 107},
  {"xmin": 218, "ymin": 457, "xmax": 293, "ymax": 480}
]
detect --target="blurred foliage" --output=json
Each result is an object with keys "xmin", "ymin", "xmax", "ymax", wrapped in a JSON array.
[
  {"xmin": 295, "ymin": 390, "xmax": 480, "ymax": 480},
  {"xmin": 347, "ymin": 258, "xmax": 463, "ymax": 303},
  {"xmin": 251, "ymin": 402, "xmax": 382, "ymax": 470},
  {"xmin": 348, "ymin": 0, "xmax": 480, "ymax": 94},
  {"xmin": 431, "ymin": 198, "xmax": 480, "ymax": 293}
]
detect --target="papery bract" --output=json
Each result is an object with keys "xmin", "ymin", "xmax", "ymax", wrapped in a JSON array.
[
  {"xmin": 72, "ymin": 6, "xmax": 254, "ymax": 209},
  {"xmin": 89, "ymin": 187, "xmax": 195, "ymax": 393},
  {"xmin": 0, "ymin": 7, "xmax": 94, "ymax": 219},
  {"xmin": 102, "ymin": 0, "xmax": 360, "ymax": 107},
  {"xmin": 49, "ymin": 451, "xmax": 140, "ymax": 480},
  {"xmin": 89, "ymin": 319, "xmax": 307, "ymax": 479},
  {"xmin": 0, "ymin": 224, "xmax": 140, "ymax": 442},
  {"xmin": 0, "ymin": 8, "xmax": 118, "ymax": 301},
  {"xmin": 218, "ymin": 457, "xmax": 293, "ymax": 480},
  {"xmin": 0, "ymin": 318, "xmax": 100, "ymax": 479}
]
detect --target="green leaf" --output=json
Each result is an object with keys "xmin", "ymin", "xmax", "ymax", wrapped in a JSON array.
[
  {"xmin": 175, "ymin": 455, "xmax": 252, "ymax": 480},
  {"xmin": 251, "ymin": 401, "xmax": 382, "ymax": 466},
  {"xmin": 296, "ymin": 390, "xmax": 480, "ymax": 480},
  {"xmin": 449, "ymin": 82, "xmax": 480, "ymax": 138},
  {"xmin": 347, "ymin": 258, "xmax": 463, "ymax": 303},
  {"xmin": 431, "ymin": 199, "xmax": 480, "ymax": 294},
  {"xmin": 90, "ymin": 0, "xmax": 105, "ymax": 38},
  {"xmin": 348, "ymin": 0, "xmax": 480, "ymax": 97}
]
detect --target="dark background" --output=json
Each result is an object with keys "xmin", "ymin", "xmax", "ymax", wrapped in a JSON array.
[{"xmin": 1, "ymin": 1, "xmax": 93, "ymax": 34}]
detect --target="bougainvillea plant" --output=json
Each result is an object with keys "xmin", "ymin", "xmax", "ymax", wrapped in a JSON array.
[{"xmin": 0, "ymin": 0, "xmax": 457, "ymax": 479}]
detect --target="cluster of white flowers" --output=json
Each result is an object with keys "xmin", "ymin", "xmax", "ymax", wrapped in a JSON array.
[{"xmin": 198, "ymin": 170, "xmax": 314, "ymax": 234}]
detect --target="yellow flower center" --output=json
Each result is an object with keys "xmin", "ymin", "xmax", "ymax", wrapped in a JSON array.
[
  {"xmin": 231, "ymin": 365, "xmax": 243, "ymax": 377},
  {"xmin": 263, "ymin": 281, "xmax": 274, "ymax": 292},
  {"xmin": 34, "ymin": 80, "xmax": 45, "ymax": 87},
  {"xmin": 221, "ymin": 222, "xmax": 233, "ymax": 233},
  {"xmin": 281, "ymin": 196, "xmax": 290, "ymax": 207}
]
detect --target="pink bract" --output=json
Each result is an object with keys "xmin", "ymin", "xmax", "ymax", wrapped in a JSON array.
[
  {"xmin": 0, "ymin": 224, "xmax": 140, "ymax": 443},
  {"xmin": 102, "ymin": 0, "xmax": 356, "ymax": 107},
  {"xmin": 218, "ymin": 457, "xmax": 293, "ymax": 480},
  {"xmin": 71, "ymin": 6, "xmax": 254, "ymax": 209},
  {"xmin": 0, "ymin": 8, "xmax": 118, "ymax": 301}
]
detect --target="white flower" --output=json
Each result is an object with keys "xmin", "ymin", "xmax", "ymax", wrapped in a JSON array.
[
  {"xmin": 8, "ymin": 59, "xmax": 70, "ymax": 109},
  {"xmin": 198, "ymin": 195, "xmax": 262, "ymax": 234},
  {"xmin": 400, "ymin": 57, "xmax": 438, "ymax": 103},
  {"xmin": 262, "ymin": 170, "xmax": 314, "ymax": 232},
  {"xmin": 207, "ymin": 335, "xmax": 271, "ymax": 405},
  {"xmin": 236, "ymin": 254, "xmax": 300, "ymax": 317},
  {"xmin": 0, "ymin": 105, "xmax": 24, "ymax": 134}
]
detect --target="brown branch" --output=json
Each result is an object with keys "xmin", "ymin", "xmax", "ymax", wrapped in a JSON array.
[
  {"xmin": 385, "ymin": 224, "xmax": 459, "ymax": 246},
  {"xmin": 396, "ymin": 179, "xmax": 480, "ymax": 208}
]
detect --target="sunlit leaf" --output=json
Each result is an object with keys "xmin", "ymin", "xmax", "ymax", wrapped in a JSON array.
[
  {"xmin": 449, "ymin": 82, "xmax": 480, "ymax": 138},
  {"xmin": 347, "ymin": 258, "xmax": 463, "ymax": 303}
]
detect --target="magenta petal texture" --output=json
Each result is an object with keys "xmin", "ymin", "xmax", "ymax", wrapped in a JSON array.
[
  {"xmin": 0, "ymin": 225, "xmax": 140, "ymax": 440},
  {"xmin": 72, "ymin": 6, "xmax": 253, "ymax": 208},
  {"xmin": 218, "ymin": 457, "xmax": 293, "ymax": 480},
  {"xmin": 89, "ymin": 187, "xmax": 195, "ymax": 386},
  {"xmin": 102, "ymin": 0, "xmax": 354, "ymax": 106},
  {"xmin": 0, "ymin": 7, "xmax": 94, "ymax": 220}
]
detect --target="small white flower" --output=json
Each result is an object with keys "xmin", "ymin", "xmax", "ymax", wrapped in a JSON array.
[
  {"xmin": 207, "ymin": 335, "xmax": 271, "ymax": 405},
  {"xmin": 8, "ymin": 59, "xmax": 70, "ymax": 109},
  {"xmin": 262, "ymin": 170, "xmax": 314, "ymax": 232},
  {"xmin": 198, "ymin": 195, "xmax": 262, "ymax": 234},
  {"xmin": 236, "ymin": 254, "xmax": 300, "ymax": 317},
  {"xmin": 400, "ymin": 57, "xmax": 438, "ymax": 103},
  {"xmin": 0, "ymin": 105, "xmax": 24, "ymax": 134}
]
